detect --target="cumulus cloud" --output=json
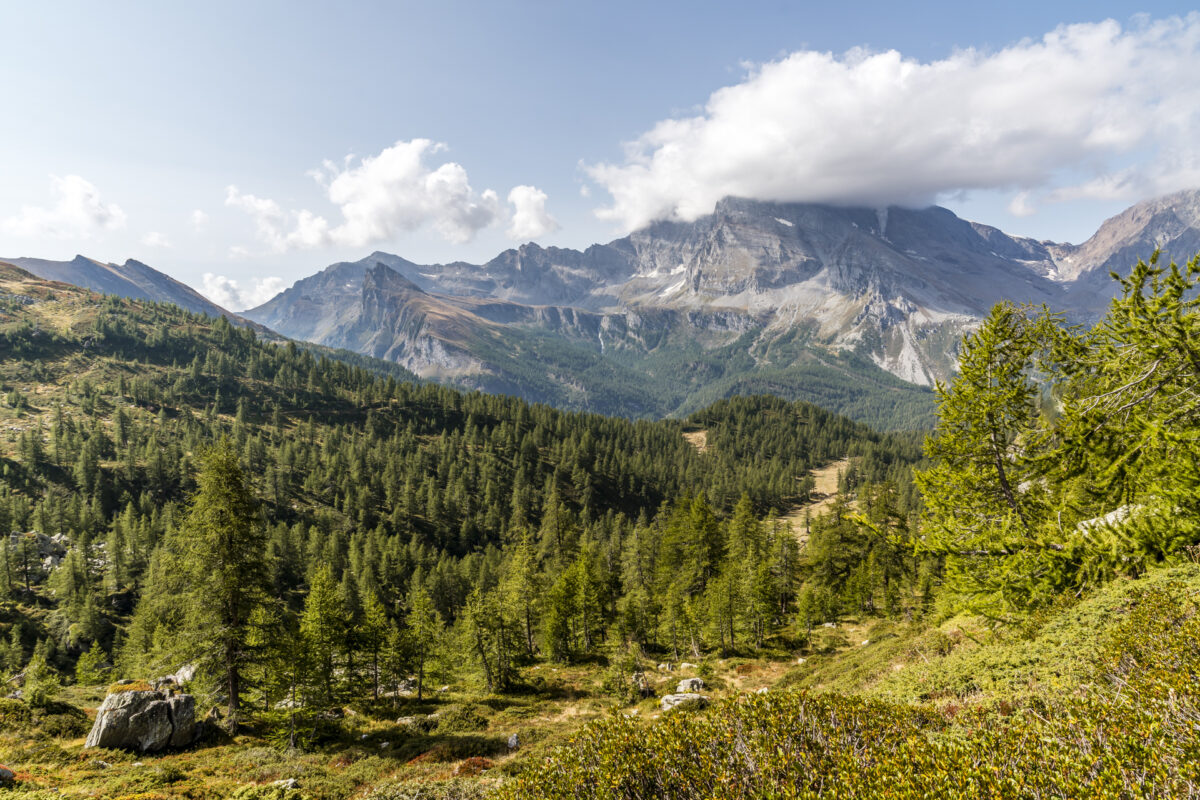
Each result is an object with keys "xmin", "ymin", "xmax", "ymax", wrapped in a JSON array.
[
  {"xmin": 200, "ymin": 272, "xmax": 287, "ymax": 311},
  {"xmin": 190, "ymin": 209, "xmax": 209, "ymax": 231},
  {"xmin": 140, "ymin": 231, "xmax": 172, "ymax": 248},
  {"xmin": 226, "ymin": 139, "xmax": 552, "ymax": 251},
  {"xmin": 2, "ymin": 175, "xmax": 126, "ymax": 238},
  {"xmin": 586, "ymin": 15, "xmax": 1200, "ymax": 231},
  {"xmin": 506, "ymin": 185, "xmax": 559, "ymax": 240}
]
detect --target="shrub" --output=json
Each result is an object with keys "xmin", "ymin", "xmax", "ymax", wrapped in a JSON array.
[
  {"xmin": 229, "ymin": 785, "xmax": 303, "ymax": 800},
  {"xmin": 435, "ymin": 703, "xmax": 489, "ymax": 734},
  {"xmin": 496, "ymin": 584, "xmax": 1200, "ymax": 800},
  {"xmin": 107, "ymin": 680, "xmax": 154, "ymax": 694}
]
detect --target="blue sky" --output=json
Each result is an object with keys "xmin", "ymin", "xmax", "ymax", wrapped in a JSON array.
[{"xmin": 1, "ymin": 1, "xmax": 1197, "ymax": 309}]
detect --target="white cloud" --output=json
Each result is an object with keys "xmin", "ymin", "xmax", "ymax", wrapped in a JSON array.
[
  {"xmin": 506, "ymin": 185, "xmax": 559, "ymax": 240},
  {"xmin": 1008, "ymin": 192, "xmax": 1036, "ymax": 218},
  {"xmin": 586, "ymin": 15, "xmax": 1200, "ymax": 231},
  {"xmin": 200, "ymin": 272, "xmax": 286, "ymax": 311},
  {"xmin": 226, "ymin": 139, "xmax": 537, "ymax": 251},
  {"xmin": 140, "ymin": 231, "xmax": 172, "ymax": 248},
  {"xmin": 190, "ymin": 209, "xmax": 209, "ymax": 231},
  {"xmin": 2, "ymin": 175, "xmax": 126, "ymax": 238}
]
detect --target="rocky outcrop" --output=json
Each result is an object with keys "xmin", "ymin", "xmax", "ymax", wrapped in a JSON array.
[
  {"xmin": 676, "ymin": 677, "xmax": 705, "ymax": 693},
  {"xmin": 660, "ymin": 693, "xmax": 709, "ymax": 712},
  {"xmin": 84, "ymin": 687, "xmax": 197, "ymax": 752}
]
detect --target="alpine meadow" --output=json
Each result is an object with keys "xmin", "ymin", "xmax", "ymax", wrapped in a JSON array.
[{"xmin": 4, "ymin": 4, "xmax": 1200, "ymax": 799}]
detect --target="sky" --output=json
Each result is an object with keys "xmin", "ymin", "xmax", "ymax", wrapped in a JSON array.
[{"xmin": 1, "ymin": 1, "xmax": 1199, "ymax": 310}]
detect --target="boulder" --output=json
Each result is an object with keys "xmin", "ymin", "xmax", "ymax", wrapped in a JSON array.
[
  {"xmin": 676, "ymin": 677, "xmax": 705, "ymax": 693},
  {"xmin": 0, "ymin": 764, "xmax": 14, "ymax": 785},
  {"xmin": 660, "ymin": 693, "xmax": 709, "ymax": 712},
  {"xmin": 657, "ymin": 662, "xmax": 673, "ymax": 672},
  {"xmin": 679, "ymin": 662, "xmax": 698, "ymax": 670},
  {"xmin": 507, "ymin": 732, "xmax": 520, "ymax": 751},
  {"xmin": 173, "ymin": 663, "xmax": 197, "ymax": 685},
  {"xmin": 84, "ymin": 687, "xmax": 197, "ymax": 752}
]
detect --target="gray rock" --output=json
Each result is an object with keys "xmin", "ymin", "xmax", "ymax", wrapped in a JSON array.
[
  {"xmin": 84, "ymin": 688, "xmax": 197, "ymax": 752},
  {"xmin": 166, "ymin": 695, "xmax": 196, "ymax": 748},
  {"xmin": 507, "ymin": 733, "xmax": 520, "ymax": 751},
  {"xmin": 173, "ymin": 663, "xmax": 197, "ymax": 685},
  {"xmin": 660, "ymin": 693, "xmax": 709, "ymax": 712},
  {"xmin": 0, "ymin": 765, "xmax": 14, "ymax": 785},
  {"xmin": 272, "ymin": 778, "xmax": 299, "ymax": 789},
  {"xmin": 676, "ymin": 677, "xmax": 705, "ymax": 693},
  {"xmin": 679, "ymin": 662, "xmax": 698, "ymax": 670}
]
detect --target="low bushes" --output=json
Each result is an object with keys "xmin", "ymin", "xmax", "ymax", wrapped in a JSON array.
[{"xmin": 497, "ymin": 581, "xmax": 1200, "ymax": 799}]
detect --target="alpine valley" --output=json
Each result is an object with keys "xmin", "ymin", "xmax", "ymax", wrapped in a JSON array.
[{"xmin": 10, "ymin": 190, "xmax": 1200, "ymax": 429}]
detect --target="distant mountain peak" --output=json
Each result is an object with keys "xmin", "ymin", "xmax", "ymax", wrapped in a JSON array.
[{"xmin": 2, "ymin": 254, "xmax": 234, "ymax": 319}]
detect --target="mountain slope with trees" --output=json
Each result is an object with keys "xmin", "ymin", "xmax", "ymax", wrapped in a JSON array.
[{"xmin": 0, "ymin": 262, "xmax": 926, "ymax": 796}]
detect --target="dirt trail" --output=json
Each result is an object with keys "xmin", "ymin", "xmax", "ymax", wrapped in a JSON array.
[
  {"xmin": 681, "ymin": 430, "xmax": 847, "ymax": 549},
  {"xmin": 780, "ymin": 457, "xmax": 850, "ymax": 548},
  {"xmin": 682, "ymin": 429, "xmax": 708, "ymax": 453}
]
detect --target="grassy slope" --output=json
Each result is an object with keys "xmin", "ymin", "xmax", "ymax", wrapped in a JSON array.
[
  {"xmin": 787, "ymin": 562, "xmax": 1200, "ymax": 704},
  {"xmin": 496, "ymin": 562, "xmax": 1200, "ymax": 799}
]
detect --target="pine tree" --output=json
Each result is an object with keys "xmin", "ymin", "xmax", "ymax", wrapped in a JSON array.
[
  {"xmin": 179, "ymin": 438, "xmax": 268, "ymax": 732},
  {"xmin": 301, "ymin": 565, "xmax": 344, "ymax": 706},
  {"xmin": 360, "ymin": 596, "xmax": 389, "ymax": 700},
  {"xmin": 405, "ymin": 584, "xmax": 442, "ymax": 700},
  {"xmin": 75, "ymin": 640, "xmax": 108, "ymax": 685},
  {"xmin": 915, "ymin": 302, "xmax": 1060, "ymax": 615}
]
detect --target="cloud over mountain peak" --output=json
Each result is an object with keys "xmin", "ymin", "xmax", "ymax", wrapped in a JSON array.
[{"xmin": 587, "ymin": 15, "xmax": 1200, "ymax": 232}]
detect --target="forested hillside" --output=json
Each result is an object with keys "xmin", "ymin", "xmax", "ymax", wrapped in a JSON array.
[
  {"xmin": 500, "ymin": 252, "xmax": 1200, "ymax": 798},
  {"xmin": 0, "ymin": 263, "xmax": 925, "ymax": 797},
  {"xmin": 7, "ymin": 252, "xmax": 1199, "ymax": 799}
]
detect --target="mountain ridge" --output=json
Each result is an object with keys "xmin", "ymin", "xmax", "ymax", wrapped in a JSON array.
[
  {"xmin": 242, "ymin": 193, "xmax": 1200, "ymax": 427},
  {"xmin": 14, "ymin": 191, "xmax": 1200, "ymax": 429}
]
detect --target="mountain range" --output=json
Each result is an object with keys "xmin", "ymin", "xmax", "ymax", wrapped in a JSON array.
[{"xmin": 10, "ymin": 190, "xmax": 1200, "ymax": 428}]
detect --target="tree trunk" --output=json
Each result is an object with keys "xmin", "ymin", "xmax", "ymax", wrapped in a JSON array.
[{"xmin": 226, "ymin": 643, "xmax": 240, "ymax": 734}]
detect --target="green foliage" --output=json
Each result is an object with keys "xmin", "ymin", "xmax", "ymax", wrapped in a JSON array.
[
  {"xmin": 917, "ymin": 256, "xmax": 1200, "ymax": 618},
  {"xmin": 23, "ymin": 650, "xmax": 60, "ymax": 707},
  {"xmin": 500, "ymin": 576, "xmax": 1200, "ymax": 798},
  {"xmin": 74, "ymin": 640, "xmax": 109, "ymax": 685},
  {"xmin": 229, "ymin": 787, "xmax": 302, "ymax": 800},
  {"xmin": 434, "ymin": 702, "xmax": 490, "ymax": 734},
  {"xmin": 179, "ymin": 438, "xmax": 269, "ymax": 729}
]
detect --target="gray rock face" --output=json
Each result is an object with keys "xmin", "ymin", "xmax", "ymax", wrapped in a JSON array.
[
  {"xmin": 676, "ymin": 677, "xmax": 705, "ymax": 693},
  {"xmin": 84, "ymin": 688, "xmax": 197, "ymax": 752},
  {"xmin": 660, "ymin": 693, "xmax": 709, "ymax": 712},
  {"xmin": 229, "ymin": 190, "xmax": 1200, "ymax": 423}
]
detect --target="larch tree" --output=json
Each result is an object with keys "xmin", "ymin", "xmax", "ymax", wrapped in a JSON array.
[{"xmin": 180, "ymin": 437, "xmax": 269, "ymax": 732}]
